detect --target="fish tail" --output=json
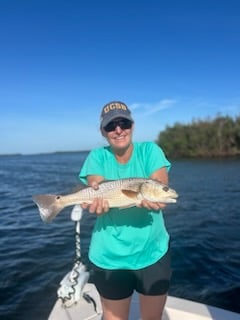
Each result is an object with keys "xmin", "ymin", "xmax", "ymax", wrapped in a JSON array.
[{"xmin": 32, "ymin": 194, "xmax": 64, "ymax": 223}]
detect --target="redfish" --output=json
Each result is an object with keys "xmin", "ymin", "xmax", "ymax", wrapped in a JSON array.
[{"xmin": 32, "ymin": 178, "xmax": 178, "ymax": 222}]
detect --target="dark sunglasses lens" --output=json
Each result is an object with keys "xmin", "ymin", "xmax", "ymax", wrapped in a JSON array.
[
  {"xmin": 104, "ymin": 119, "xmax": 132, "ymax": 132},
  {"xmin": 104, "ymin": 122, "xmax": 115, "ymax": 132},
  {"xmin": 118, "ymin": 119, "xmax": 132, "ymax": 130}
]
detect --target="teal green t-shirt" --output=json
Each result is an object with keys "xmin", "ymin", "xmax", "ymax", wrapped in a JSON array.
[{"xmin": 79, "ymin": 141, "xmax": 171, "ymax": 269}]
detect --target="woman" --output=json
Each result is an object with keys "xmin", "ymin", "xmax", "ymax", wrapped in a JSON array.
[{"xmin": 79, "ymin": 101, "xmax": 172, "ymax": 320}]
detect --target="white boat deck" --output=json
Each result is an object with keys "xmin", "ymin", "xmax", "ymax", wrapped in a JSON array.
[{"xmin": 49, "ymin": 283, "xmax": 240, "ymax": 320}]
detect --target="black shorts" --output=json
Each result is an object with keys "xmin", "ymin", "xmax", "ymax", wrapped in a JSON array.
[{"xmin": 89, "ymin": 249, "xmax": 172, "ymax": 300}]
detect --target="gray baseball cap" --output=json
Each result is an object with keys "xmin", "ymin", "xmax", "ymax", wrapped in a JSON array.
[{"xmin": 100, "ymin": 101, "xmax": 134, "ymax": 128}]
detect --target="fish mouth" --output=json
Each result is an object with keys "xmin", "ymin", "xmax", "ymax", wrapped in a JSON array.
[{"xmin": 164, "ymin": 192, "xmax": 179, "ymax": 203}]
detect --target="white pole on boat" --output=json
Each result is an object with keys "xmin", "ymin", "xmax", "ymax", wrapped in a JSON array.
[{"xmin": 57, "ymin": 205, "xmax": 89, "ymax": 308}]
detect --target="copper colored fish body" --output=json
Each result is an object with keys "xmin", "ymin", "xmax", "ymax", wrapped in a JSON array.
[{"xmin": 32, "ymin": 178, "xmax": 178, "ymax": 222}]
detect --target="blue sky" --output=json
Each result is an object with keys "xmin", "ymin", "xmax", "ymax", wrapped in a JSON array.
[{"xmin": 1, "ymin": 0, "xmax": 240, "ymax": 155}]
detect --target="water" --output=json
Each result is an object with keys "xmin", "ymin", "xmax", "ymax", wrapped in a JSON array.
[{"xmin": 0, "ymin": 153, "xmax": 239, "ymax": 319}]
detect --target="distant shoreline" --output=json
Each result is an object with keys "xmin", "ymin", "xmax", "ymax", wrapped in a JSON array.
[
  {"xmin": 0, "ymin": 150, "xmax": 90, "ymax": 157},
  {"xmin": 0, "ymin": 150, "xmax": 239, "ymax": 159}
]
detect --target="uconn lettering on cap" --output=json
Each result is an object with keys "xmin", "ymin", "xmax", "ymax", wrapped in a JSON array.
[{"xmin": 103, "ymin": 102, "xmax": 128, "ymax": 114}]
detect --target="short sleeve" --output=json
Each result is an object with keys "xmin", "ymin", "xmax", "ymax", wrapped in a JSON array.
[
  {"xmin": 79, "ymin": 149, "xmax": 105, "ymax": 185},
  {"xmin": 141, "ymin": 142, "xmax": 171, "ymax": 176}
]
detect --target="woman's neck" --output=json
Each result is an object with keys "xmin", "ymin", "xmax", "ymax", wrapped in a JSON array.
[{"xmin": 112, "ymin": 143, "xmax": 133, "ymax": 164}]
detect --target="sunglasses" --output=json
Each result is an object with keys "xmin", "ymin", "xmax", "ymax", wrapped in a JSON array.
[{"xmin": 103, "ymin": 119, "xmax": 133, "ymax": 132}]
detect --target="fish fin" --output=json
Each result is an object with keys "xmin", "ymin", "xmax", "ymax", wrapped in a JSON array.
[
  {"xmin": 32, "ymin": 194, "xmax": 64, "ymax": 223},
  {"xmin": 121, "ymin": 183, "xmax": 142, "ymax": 193},
  {"xmin": 99, "ymin": 179, "xmax": 114, "ymax": 183},
  {"xmin": 121, "ymin": 190, "xmax": 139, "ymax": 199},
  {"xmin": 71, "ymin": 184, "xmax": 86, "ymax": 193}
]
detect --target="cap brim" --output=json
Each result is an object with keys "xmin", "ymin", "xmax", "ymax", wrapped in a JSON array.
[{"xmin": 101, "ymin": 114, "xmax": 133, "ymax": 128}]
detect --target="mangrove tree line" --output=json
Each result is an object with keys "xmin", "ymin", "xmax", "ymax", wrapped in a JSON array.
[{"xmin": 156, "ymin": 115, "xmax": 240, "ymax": 158}]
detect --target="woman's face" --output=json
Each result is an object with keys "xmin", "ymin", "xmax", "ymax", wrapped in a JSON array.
[{"xmin": 102, "ymin": 118, "xmax": 134, "ymax": 151}]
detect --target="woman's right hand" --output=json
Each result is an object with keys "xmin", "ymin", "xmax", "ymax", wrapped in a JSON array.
[{"xmin": 87, "ymin": 197, "xmax": 109, "ymax": 215}]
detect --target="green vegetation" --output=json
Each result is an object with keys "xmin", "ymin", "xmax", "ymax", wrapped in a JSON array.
[{"xmin": 157, "ymin": 115, "xmax": 240, "ymax": 158}]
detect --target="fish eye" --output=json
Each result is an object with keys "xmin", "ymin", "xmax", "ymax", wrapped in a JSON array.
[{"xmin": 163, "ymin": 186, "xmax": 169, "ymax": 192}]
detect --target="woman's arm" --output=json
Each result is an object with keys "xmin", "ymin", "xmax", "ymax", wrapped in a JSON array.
[{"xmin": 150, "ymin": 167, "xmax": 168, "ymax": 185}]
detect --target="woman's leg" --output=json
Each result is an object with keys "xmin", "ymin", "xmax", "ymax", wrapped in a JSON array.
[
  {"xmin": 100, "ymin": 295, "xmax": 132, "ymax": 320},
  {"xmin": 90, "ymin": 263, "xmax": 134, "ymax": 319},
  {"xmin": 139, "ymin": 293, "xmax": 167, "ymax": 320}
]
